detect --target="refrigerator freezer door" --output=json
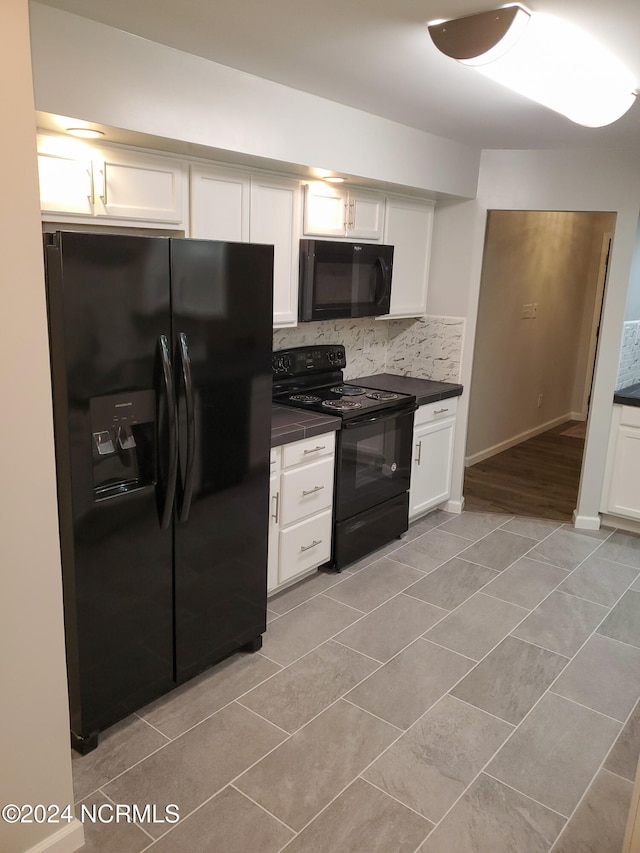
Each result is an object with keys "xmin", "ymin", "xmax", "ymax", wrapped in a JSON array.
[
  {"xmin": 45, "ymin": 232, "xmax": 175, "ymax": 747},
  {"xmin": 170, "ymin": 239, "xmax": 274, "ymax": 680}
]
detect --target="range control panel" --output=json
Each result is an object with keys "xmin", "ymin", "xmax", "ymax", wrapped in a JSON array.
[{"xmin": 272, "ymin": 345, "xmax": 346, "ymax": 379}]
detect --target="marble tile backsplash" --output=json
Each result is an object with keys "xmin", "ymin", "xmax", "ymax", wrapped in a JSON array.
[
  {"xmin": 273, "ymin": 316, "xmax": 465, "ymax": 383},
  {"xmin": 616, "ymin": 321, "xmax": 640, "ymax": 390}
]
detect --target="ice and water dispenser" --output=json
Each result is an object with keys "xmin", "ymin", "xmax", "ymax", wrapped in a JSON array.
[{"xmin": 90, "ymin": 390, "xmax": 156, "ymax": 500}]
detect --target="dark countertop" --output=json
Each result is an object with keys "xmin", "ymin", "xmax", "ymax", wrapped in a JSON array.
[
  {"xmin": 352, "ymin": 373, "xmax": 463, "ymax": 406},
  {"xmin": 271, "ymin": 404, "xmax": 341, "ymax": 448},
  {"xmin": 614, "ymin": 383, "xmax": 640, "ymax": 407}
]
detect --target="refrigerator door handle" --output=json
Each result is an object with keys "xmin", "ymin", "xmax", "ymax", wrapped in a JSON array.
[
  {"xmin": 177, "ymin": 332, "xmax": 196, "ymax": 523},
  {"xmin": 159, "ymin": 335, "xmax": 178, "ymax": 529}
]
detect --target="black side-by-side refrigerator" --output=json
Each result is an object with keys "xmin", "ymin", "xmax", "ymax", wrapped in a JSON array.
[{"xmin": 44, "ymin": 231, "xmax": 274, "ymax": 754}]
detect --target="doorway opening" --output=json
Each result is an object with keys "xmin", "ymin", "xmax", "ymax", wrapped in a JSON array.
[{"xmin": 464, "ymin": 210, "xmax": 615, "ymax": 521}]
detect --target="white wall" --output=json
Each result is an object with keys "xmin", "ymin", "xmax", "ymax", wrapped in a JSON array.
[
  {"xmin": 429, "ymin": 149, "xmax": 640, "ymax": 527},
  {"xmin": 28, "ymin": 2, "xmax": 480, "ymax": 199},
  {"xmin": 0, "ymin": 2, "xmax": 82, "ymax": 853},
  {"xmin": 466, "ymin": 210, "xmax": 614, "ymax": 463}
]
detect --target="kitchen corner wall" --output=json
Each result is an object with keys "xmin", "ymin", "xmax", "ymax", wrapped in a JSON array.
[
  {"xmin": 273, "ymin": 315, "xmax": 465, "ymax": 382},
  {"xmin": 616, "ymin": 321, "xmax": 640, "ymax": 389}
]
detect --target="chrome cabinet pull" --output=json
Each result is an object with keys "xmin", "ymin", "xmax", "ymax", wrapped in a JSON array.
[
  {"xmin": 87, "ymin": 164, "xmax": 95, "ymax": 205},
  {"xmin": 347, "ymin": 200, "xmax": 355, "ymax": 230},
  {"xmin": 303, "ymin": 445, "xmax": 325, "ymax": 455},
  {"xmin": 272, "ymin": 491, "xmax": 280, "ymax": 524},
  {"xmin": 97, "ymin": 163, "xmax": 107, "ymax": 204},
  {"xmin": 302, "ymin": 485, "xmax": 324, "ymax": 496},
  {"xmin": 434, "ymin": 408, "xmax": 449, "ymax": 415},
  {"xmin": 415, "ymin": 441, "xmax": 422, "ymax": 465},
  {"xmin": 300, "ymin": 539, "xmax": 321, "ymax": 553}
]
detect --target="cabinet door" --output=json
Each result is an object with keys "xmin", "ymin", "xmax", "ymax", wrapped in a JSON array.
[
  {"xmin": 190, "ymin": 164, "xmax": 250, "ymax": 240},
  {"xmin": 94, "ymin": 148, "xmax": 186, "ymax": 224},
  {"xmin": 250, "ymin": 175, "xmax": 301, "ymax": 327},
  {"xmin": 37, "ymin": 150, "xmax": 94, "ymax": 216},
  {"xmin": 607, "ymin": 426, "xmax": 640, "ymax": 519},
  {"xmin": 409, "ymin": 416, "xmax": 455, "ymax": 519},
  {"xmin": 347, "ymin": 190, "xmax": 385, "ymax": 240},
  {"xmin": 303, "ymin": 182, "xmax": 347, "ymax": 236},
  {"xmin": 383, "ymin": 198, "xmax": 433, "ymax": 318},
  {"xmin": 268, "ymin": 469, "xmax": 280, "ymax": 594}
]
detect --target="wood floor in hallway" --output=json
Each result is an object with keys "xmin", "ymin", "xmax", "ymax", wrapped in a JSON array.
[{"xmin": 463, "ymin": 421, "xmax": 585, "ymax": 522}]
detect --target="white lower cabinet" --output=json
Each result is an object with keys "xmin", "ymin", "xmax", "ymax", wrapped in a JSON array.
[
  {"xmin": 602, "ymin": 405, "xmax": 640, "ymax": 520},
  {"xmin": 409, "ymin": 399, "xmax": 457, "ymax": 520},
  {"xmin": 267, "ymin": 433, "xmax": 335, "ymax": 595}
]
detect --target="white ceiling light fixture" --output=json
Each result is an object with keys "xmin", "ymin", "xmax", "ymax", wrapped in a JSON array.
[
  {"xmin": 428, "ymin": 4, "xmax": 637, "ymax": 127},
  {"xmin": 65, "ymin": 127, "xmax": 105, "ymax": 139}
]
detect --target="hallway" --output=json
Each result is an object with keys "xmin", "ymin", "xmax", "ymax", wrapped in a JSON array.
[{"xmin": 464, "ymin": 421, "xmax": 585, "ymax": 521}]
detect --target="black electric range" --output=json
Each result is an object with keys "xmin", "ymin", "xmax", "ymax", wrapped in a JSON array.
[
  {"xmin": 272, "ymin": 345, "xmax": 415, "ymax": 419},
  {"xmin": 273, "ymin": 345, "xmax": 417, "ymax": 570}
]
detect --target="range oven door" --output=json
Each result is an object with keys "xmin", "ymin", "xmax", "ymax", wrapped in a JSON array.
[{"xmin": 335, "ymin": 405, "xmax": 416, "ymax": 522}]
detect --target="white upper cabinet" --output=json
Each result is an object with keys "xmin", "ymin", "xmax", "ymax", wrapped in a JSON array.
[
  {"xmin": 249, "ymin": 174, "xmax": 301, "ymax": 328},
  {"xmin": 382, "ymin": 196, "xmax": 434, "ymax": 318},
  {"xmin": 190, "ymin": 165, "xmax": 300, "ymax": 327},
  {"xmin": 189, "ymin": 164, "xmax": 249, "ymax": 241},
  {"xmin": 347, "ymin": 190, "xmax": 386, "ymax": 239},
  {"xmin": 37, "ymin": 133, "xmax": 187, "ymax": 227},
  {"xmin": 303, "ymin": 182, "xmax": 384, "ymax": 240},
  {"xmin": 95, "ymin": 148, "xmax": 186, "ymax": 223},
  {"xmin": 38, "ymin": 149, "xmax": 94, "ymax": 217}
]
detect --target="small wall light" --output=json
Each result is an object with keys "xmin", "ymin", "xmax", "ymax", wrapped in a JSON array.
[{"xmin": 428, "ymin": 4, "xmax": 637, "ymax": 127}]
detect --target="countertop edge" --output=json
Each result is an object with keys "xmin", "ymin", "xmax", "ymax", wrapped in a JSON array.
[
  {"xmin": 614, "ymin": 383, "xmax": 640, "ymax": 407},
  {"xmin": 271, "ymin": 404, "xmax": 341, "ymax": 448}
]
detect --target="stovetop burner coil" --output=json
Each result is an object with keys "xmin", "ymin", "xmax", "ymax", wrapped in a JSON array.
[
  {"xmin": 289, "ymin": 394, "xmax": 321, "ymax": 404},
  {"xmin": 322, "ymin": 399, "xmax": 363, "ymax": 411},
  {"xmin": 366, "ymin": 391, "xmax": 400, "ymax": 401}
]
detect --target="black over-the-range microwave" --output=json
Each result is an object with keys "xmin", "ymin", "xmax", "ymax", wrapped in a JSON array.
[{"xmin": 298, "ymin": 239, "xmax": 394, "ymax": 322}]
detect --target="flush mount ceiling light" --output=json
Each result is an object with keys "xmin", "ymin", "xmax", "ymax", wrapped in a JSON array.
[
  {"xmin": 65, "ymin": 127, "xmax": 105, "ymax": 139},
  {"xmin": 428, "ymin": 4, "xmax": 637, "ymax": 127},
  {"xmin": 323, "ymin": 176, "xmax": 346, "ymax": 183}
]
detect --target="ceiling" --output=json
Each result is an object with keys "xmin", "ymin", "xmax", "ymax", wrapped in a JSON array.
[{"xmin": 34, "ymin": 0, "xmax": 640, "ymax": 152}]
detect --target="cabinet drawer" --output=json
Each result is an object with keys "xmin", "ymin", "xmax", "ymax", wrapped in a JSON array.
[
  {"xmin": 278, "ymin": 510, "xmax": 332, "ymax": 583},
  {"xmin": 280, "ymin": 457, "xmax": 334, "ymax": 525},
  {"xmin": 270, "ymin": 446, "xmax": 281, "ymax": 477},
  {"xmin": 282, "ymin": 432, "xmax": 335, "ymax": 468},
  {"xmin": 414, "ymin": 398, "xmax": 458, "ymax": 426},
  {"xmin": 620, "ymin": 406, "xmax": 640, "ymax": 428}
]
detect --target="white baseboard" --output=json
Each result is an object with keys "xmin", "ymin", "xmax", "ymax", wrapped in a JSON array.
[
  {"xmin": 600, "ymin": 513, "xmax": 640, "ymax": 534},
  {"xmin": 465, "ymin": 412, "xmax": 577, "ymax": 467},
  {"xmin": 26, "ymin": 820, "xmax": 84, "ymax": 853},
  {"xmin": 573, "ymin": 512, "xmax": 601, "ymax": 531},
  {"xmin": 445, "ymin": 497, "xmax": 465, "ymax": 515}
]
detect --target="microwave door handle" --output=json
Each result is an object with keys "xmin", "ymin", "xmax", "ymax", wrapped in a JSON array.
[{"xmin": 374, "ymin": 256, "xmax": 391, "ymax": 307}]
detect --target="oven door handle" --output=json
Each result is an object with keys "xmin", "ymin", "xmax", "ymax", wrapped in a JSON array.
[{"xmin": 343, "ymin": 402, "xmax": 417, "ymax": 429}]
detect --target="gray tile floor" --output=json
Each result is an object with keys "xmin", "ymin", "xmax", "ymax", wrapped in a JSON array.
[{"xmin": 73, "ymin": 510, "xmax": 640, "ymax": 852}]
